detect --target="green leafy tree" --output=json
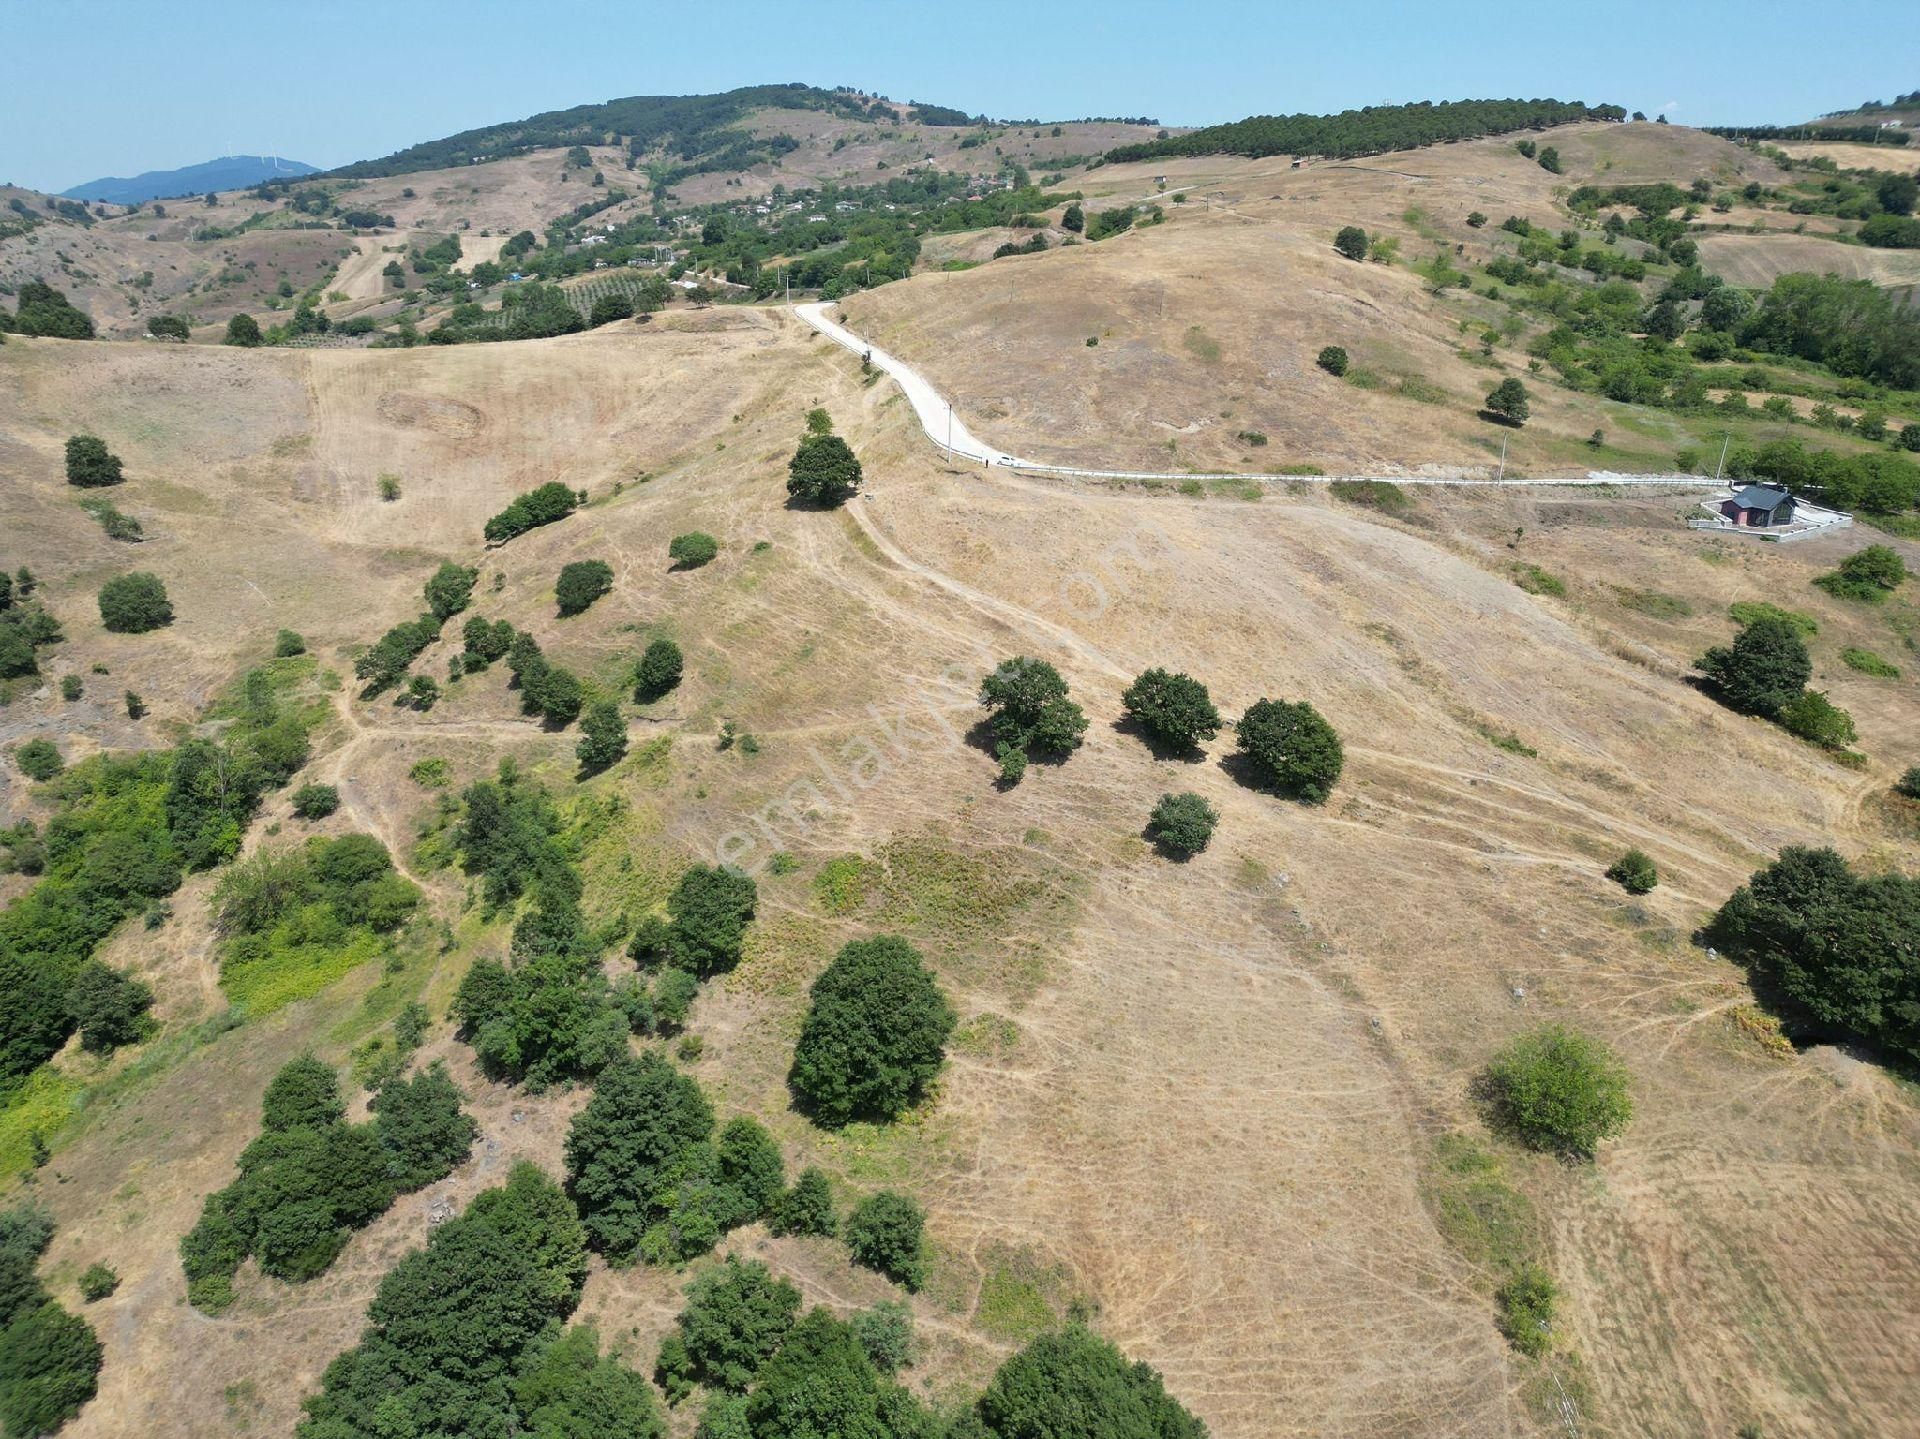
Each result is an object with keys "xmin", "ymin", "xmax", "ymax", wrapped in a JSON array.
[
  {"xmin": 1537, "ymin": 145, "xmax": 1563, "ymax": 174},
  {"xmin": 771, "ymin": 1167, "xmax": 838, "ymax": 1238},
  {"xmin": 97, "ymin": 572, "xmax": 173, "ymax": 633},
  {"xmin": 1315, "ymin": 345, "xmax": 1348, "ymax": 376},
  {"xmin": 515, "ymin": 1325, "xmax": 664, "ymax": 1439},
  {"xmin": 1147, "ymin": 793, "xmax": 1218, "ymax": 857},
  {"xmin": 556, "ymin": 559, "xmax": 615, "ymax": 616},
  {"xmin": 980, "ymin": 656, "xmax": 1087, "ymax": 769},
  {"xmin": 1120, "ymin": 668, "xmax": 1221, "ymax": 750},
  {"xmin": 1696, "ymin": 616, "xmax": 1810, "ymax": 717},
  {"xmin": 670, "ymin": 1256, "xmax": 801, "ymax": 1391},
  {"xmin": 424, "ymin": 561, "xmax": 478, "ymax": 620},
  {"xmin": 370, "ymin": 1064, "xmax": 478, "ymax": 1190},
  {"xmin": 1604, "ymin": 849, "xmax": 1657, "ymax": 895},
  {"xmin": 0, "ymin": 1300, "xmax": 102, "ymax": 1437},
  {"xmin": 714, "ymin": 1117, "xmax": 785, "ymax": 1228},
  {"xmin": 1708, "ymin": 845, "xmax": 1920, "ymax": 1062},
  {"xmin": 564, "ymin": 1053, "xmax": 715, "ymax": 1262},
  {"xmin": 805, "ymin": 407, "xmax": 834, "ymax": 435},
  {"xmin": 1333, "ymin": 225, "xmax": 1369, "ymax": 261},
  {"xmin": 64, "ymin": 435, "xmax": 124, "ymax": 487},
  {"xmin": 852, "ymin": 1300, "xmax": 914, "ymax": 1373},
  {"xmin": 224, "ymin": 313, "xmax": 263, "ymax": 347},
  {"xmin": 1061, "ymin": 203, "xmax": 1085, "ymax": 233},
  {"xmin": 577, "ymin": 700, "xmax": 629, "ymax": 774},
  {"xmin": 789, "ymin": 935, "xmax": 955, "ymax": 1127},
  {"xmin": 844, "ymin": 1191, "xmax": 927, "ymax": 1290},
  {"xmin": 1485, "ymin": 377, "xmax": 1530, "ymax": 425},
  {"xmin": 975, "ymin": 1324, "xmax": 1208, "ymax": 1439},
  {"xmin": 1235, "ymin": 698, "xmax": 1343, "ymax": 802},
  {"xmin": 147, "ymin": 313, "xmax": 190, "ymax": 341},
  {"xmin": 68, "ymin": 961, "xmax": 153, "ymax": 1053},
  {"xmin": 1484, "ymin": 1024, "xmax": 1632, "ymax": 1158},
  {"xmin": 744, "ymin": 1307, "xmax": 905, "ymax": 1439},
  {"xmin": 262, "ymin": 1056, "xmax": 345, "ymax": 1132},
  {"xmin": 787, "ymin": 434, "xmax": 863, "ymax": 506},
  {"xmin": 636, "ymin": 637, "xmax": 684, "ymax": 699},
  {"xmin": 670, "ymin": 532, "xmax": 720, "ymax": 569},
  {"xmin": 1778, "ymin": 689, "xmax": 1857, "ymax": 749},
  {"xmin": 666, "ymin": 865, "xmax": 758, "ymax": 976}
]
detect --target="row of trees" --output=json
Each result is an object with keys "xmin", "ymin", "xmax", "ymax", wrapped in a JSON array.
[{"xmin": 1108, "ymin": 98, "xmax": 1621, "ymax": 163}]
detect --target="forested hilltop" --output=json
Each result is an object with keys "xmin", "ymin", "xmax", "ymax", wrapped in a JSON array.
[
  {"xmin": 330, "ymin": 84, "xmax": 883, "ymax": 179},
  {"xmin": 1107, "ymin": 97, "xmax": 1623, "ymax": 161}
]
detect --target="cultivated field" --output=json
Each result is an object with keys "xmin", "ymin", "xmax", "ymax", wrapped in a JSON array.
[{"xmin": 6, "ymin": 281, "xmax": 1920, "ymax": 1439}]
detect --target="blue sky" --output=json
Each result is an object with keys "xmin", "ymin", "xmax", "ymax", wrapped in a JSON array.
[{"xmin": 3, "ymin": 0, "xmax": 1915, "ymax": 192}]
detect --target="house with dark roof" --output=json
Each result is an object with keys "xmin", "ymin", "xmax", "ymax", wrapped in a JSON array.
[{"xmin": 1719, "ymin": 482, "xmax": 1797, "ymax": 528}]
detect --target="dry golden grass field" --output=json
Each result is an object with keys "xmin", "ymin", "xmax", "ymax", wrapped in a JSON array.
[{"xmin": 5, "ymin": 121, "xmax": 1920, "ymax": 1439}]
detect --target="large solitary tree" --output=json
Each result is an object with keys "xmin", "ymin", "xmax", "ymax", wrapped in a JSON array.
[
  {"xmin": 1120, "ymin": 668, "xmax": 1221, "ymax": 751},
  {"xmin": 65, "ymin": 435, "xmax": 123, "ymax": 487},
  {"xmin": 1696, "ymin": 615, "xmax": 1810, "ymax": 717},
  {"xmin": 787, "ymin": 433, "xmax": 864, "ymax": 506},
  {"xmin": 789, "ymin": 935, "xmax": 956, "ymax": 1127},
  {"xmin": 1235, "ymin": 698, "xmax": 1343, "ymax": 802}
]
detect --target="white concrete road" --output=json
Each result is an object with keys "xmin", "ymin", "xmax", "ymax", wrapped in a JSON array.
[{"xmin": 791, "ymin": 301, "xmax": 1706, "ymax": 489}]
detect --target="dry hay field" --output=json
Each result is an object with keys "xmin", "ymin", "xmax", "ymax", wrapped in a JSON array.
[
  {"xmin": 5, "ymin": 295, "xmax": 1920, "ymax": 1437},
  {"xmin": 843, "ymin": 126, "xmax": 1784, "ymax": 476},
  {"xmin": 1775, "ymin": 141, "xmax": 1920, "ymax": 175},
  {"xmin": 1693, "ymin": 231, "xmax": 1920, "ymax": 290}
]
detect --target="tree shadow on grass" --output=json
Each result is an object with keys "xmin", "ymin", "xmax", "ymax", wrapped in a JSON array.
[{"xmin": 1109, "ymin": 714, "xmax": 1210, "ymax": 764}]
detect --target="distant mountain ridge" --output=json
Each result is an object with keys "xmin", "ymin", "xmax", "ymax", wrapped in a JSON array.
[{"xmin": 61, "ymin": 155, "xmax": 318, "ymax": 205}]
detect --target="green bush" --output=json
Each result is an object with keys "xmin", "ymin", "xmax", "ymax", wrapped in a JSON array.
[
  {"xmin": 1604, "ymin": 849, "xmax": 1657, "ymax": 895},
  {"xmin": 290, "ymin": 783, "xmax": 340, "ymax": 819},
  {"xmin": 786, "ymin": 433, "xmax": 864, "ymax": 506},
  {"xmin": 1235, "ymin": 698, "xmax": 1343, "ymax": 803},
  {"xmin": 97, "ymin": 572, "xmax": 173, "ymax": 633},
  {"xmin": 635, "ymin": 637, "xmax": 684, "ymax": 700},
  {"xmin": 484, "ymin": 481, "xmax": 578, "ymax": 544},
  {"xmin": 0, "ymin": 1299, "xmax": 102, "ymax": 1437},
  {"xmin": 1316, "ymin": 345, "xmax": 1349, "ymax": 376},
  {"xmin": 555, "ymin": 560, "xmax": 614, "ymax": 616},
  {"xmin": 852, "ymin": 1300, "xmax": 914, "ymax": 1373},
  {"xmin": 1484, "ymin": 1024, "xmax": 1632, "ymax": 1158},
  {"xmin": 1815, "ymin": 544, "xmax": 1906, "ymax": 602},
  {"xmin": 770, "ymin": 1167, "xmax": 837, "ymax": 1238},
  {"xmin": 424, "ymin": 562, "xmax": 478, "ymax": 621},
  {"xmin": 1496, "ymin": 1264, "xmax": 1558, "ymax": 1356},
  {"xmin": 77, "ymin": 1264, "xmax": 118, "ymax": 1302},
  {"xmin": 1333, "ymin": 225, "xmax": 1369, "ymax": 261},
  {"xmin": 1147, "ymin": 792, "xmax": 1218, "ymax": 857},
  {"xmin": 225, "ymin": 313, "xmax": 263, "ymax": 347},
  {"xmin": 789, "ymin": 935, "xmax": 955, "ymax": 1127},
  {"xmin": 665, "ymin": 864, "xmax": 758, "ymax": 976},
  {"xmin": 14, "ymin": 739, "xmax": 62, "ymax": 781},
  {"xmin": 1119, "ymin": 668, "xmax": 1220, "ymax": 750},
  {"xmin": 1897, "ymin": 766, "xmax": 1920, "ymax": 800},
  {"xmin": 564, "ymin": 1053, "xmax": 722, "ymax": 1264},
  {"xmin": 1330, "ymin": 478, "xmax": 1412, "ymax": 516},
  {"xmin": 1841, "ymin": 646, "xmax": 1900, "ymax": 677},
  {"xmin": 576, "ymin": 700, "xmax": 628, "ymax": 774},
  {"xmin": 1728, "ymin": 601, "xmax": 1816, "ymax": 636},
  {"xmin": 670, "ymin": 532, "xmax": 720, "ymax": 569},
  {"xmin": 1778, "ymin": 689, "xmax": 1857, "ymax": 749},
  {"xmin": 274, "ymin": 628, "xmax": 307, "ymax": 657},
  {"xmin": 844, "ymin": 1191, "xmax": 927, "ymax": 1290},
  {"xmin": 64, "ymin": 435, "xmax": 124, "ymax": 487}
]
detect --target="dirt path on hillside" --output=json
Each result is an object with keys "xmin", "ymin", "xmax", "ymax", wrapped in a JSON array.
[{"xmin": 329, "ymin": 237, "xmax": 394, "ymax": 305}]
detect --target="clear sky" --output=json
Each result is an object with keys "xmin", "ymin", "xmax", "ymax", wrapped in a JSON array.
[{"xmin": 4, "ymin": 0, "xmax": 1916, "ymax": 192}]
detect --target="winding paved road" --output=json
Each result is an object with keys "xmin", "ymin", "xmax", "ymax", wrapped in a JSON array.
[{"xmin": 792, "ymin": 300, "xmax": 1707, "ymax": 490}]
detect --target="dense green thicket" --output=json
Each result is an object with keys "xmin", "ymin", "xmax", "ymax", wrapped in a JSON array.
[
  {"xmin": 484, "ymin": 481, "xmax": 580, "ymax": 544},
  {"xmin": 2, "ymin": 280, "xmax": 96, "ymax": 339},
  {"xmin": 180, "ymin": 1057, "xmax": 473, "ymax": 1310},
  {"xmin": 354, "ymin": 612, "xmax": 441, "ymax": 693},
  {"xmin": 1740, "ymin": 273, "xmax": 1920, "ymax": 390},
  {"xmin": 295, "ymin": 1163, "xmax": 659, "ymax": 1439},
  {"xmin": 788, "ymin": 936, "xmax": 954, "ymax": 1128},
  {"xmin": 1235, "ymin": 699, "xmax": 1344, "ymax": 802},
  {"xmin": 1709, "ymin": 846, "xmax": 1920, "ymax": 1064},
  {"xmin": 211, "ymin": 832, "xmax": 420, "ymax": 1009},
  {"xmin": 0, "ymin": 1201, "xmax": 101, "ymax": 1437},
  {"xmin": 1483, "ymin": 1025, "xmax": 1632, "ymax": 1158},
  {"xmin": 1, "ymin": 677, "xmax": 311, "ymax": 1088},
  {"xmin": 658, "ymin": 864, "xmax": 759, "ymax": 977},
  {"xmin": 657, "ymin": 1257, "xmax": 800, "ymax": 1396},
  {"xmin": 669, "ymin": 532, "xmax": 720, "ymax": 569},
  {"xmin": 1815, "ymin": 544, "xmax": 1906, "ymax": 602},
  {"xmin": 564, "ymin": 1052, "xmax": 783, "ymax": 1265},
  {"xmin": 1108, "ymin": 98, "xmax": 1620, "ymax": 162},
  {"xmin": 1120, "ymin": 669, "xmax": 1221, "ymax": 751},
  {"xmin": 1605, "ymin": 849, "xmax": 1658, "ymax": 894},
  {"xmin": 0, "ymin": 575, "xmax": 62, "ymax": 680}
]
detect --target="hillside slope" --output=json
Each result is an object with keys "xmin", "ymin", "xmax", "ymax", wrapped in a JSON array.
[{"xmin": 5, "ymin": 311, "xmax": 1920, "ymax": 1437}]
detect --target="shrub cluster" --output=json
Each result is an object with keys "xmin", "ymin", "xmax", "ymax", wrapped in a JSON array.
[
  {"xmin": 0, "ymin": 1202, "xmax": 101, "ymax": 1437},
  {"xmin": 64, "ymin": 435, "xmax": 123, "ymax": 487},
  {"xmin": 1696, "ymin": 614, "xmax": 1855, "ymax": 751},
  {"xmin": 180, "ymin": 1057, "xmax": 474, "ymax": 1310},
  {"xmin": 1483, "ymin": 1024, "xmax": 1632, "ymax": 1158},
  {"xmin": 1148, "ymin": 792, "xmax": 1219, "ymax": 857},
  {"xmin": 484, "ymin": 481, "xmax": 579, "ymax": 544}
]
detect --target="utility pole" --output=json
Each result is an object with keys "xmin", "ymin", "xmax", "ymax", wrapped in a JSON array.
[
  {"xmin": 946, "ymin": 401, "xmax": 953, "ymax": 454},
  {"xmin": 1497, "ymin": 432, "xmax": 1508, "ymax": 482},
  {"xmin": 1713, "ymin": 431, "xmax": 1732, "ymax": 483}
]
